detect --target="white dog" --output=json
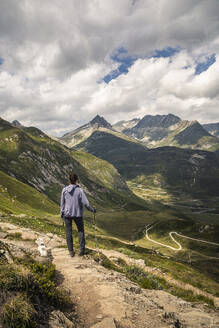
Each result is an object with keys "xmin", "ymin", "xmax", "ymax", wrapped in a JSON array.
[{"xmin": 36, "ymin": 237, "xmax": 48, "ymax": 257}]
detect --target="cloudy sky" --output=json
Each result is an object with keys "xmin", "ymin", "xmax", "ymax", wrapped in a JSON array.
[{"xmin": 0, "ymin": 0, "xmax": 219, "ymax": 136}]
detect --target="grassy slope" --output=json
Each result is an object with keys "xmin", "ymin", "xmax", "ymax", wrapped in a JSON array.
[
  {"xmin": 0, "ymin": 170, "xmax": 59, "ymax": 216},
  {"xmin": 72, "ymin": 149, "xmax": 131, "ymax": 193}
]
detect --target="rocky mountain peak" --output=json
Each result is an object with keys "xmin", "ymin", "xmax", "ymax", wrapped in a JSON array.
[
  {"xmin": 90, "ymin": 115, "xmax": 112, "ymax": 129},
  {"xmin": 12, "ymin": 120, "xmax": 23, "ymax": 127},
  {"xmin": 136, "ymin": 114, "xmax": 181, "ymax": 129}
]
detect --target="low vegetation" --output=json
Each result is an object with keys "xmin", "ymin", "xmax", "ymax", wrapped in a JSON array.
[{"xmin": 0, "ymin": 242, "xmax": 76, "ymax": 328}]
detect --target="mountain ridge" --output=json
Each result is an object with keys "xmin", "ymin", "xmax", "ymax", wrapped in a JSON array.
[
  {"xmin": 115, "ymin": 115, "xmax": 219, "ymax": 151},
  {"xmin": 58, "ymin": 113, "xmax": 219, "ymax": 151}
]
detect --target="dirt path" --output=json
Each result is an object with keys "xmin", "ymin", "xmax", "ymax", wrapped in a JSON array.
[
  {"xmin": 173, "ymin": 232, "xmax": 219, "ymax": 247},
  {"xmin": 145, "ymin": 225, "xmax": 182, "ymax": 251},
  {"xmin": 145, "ymin": 224, "xmax": 219, "ymax": 254},
  {"xmin": 1, "ymin": 222, "xmax": 219, "ymax": 328}
]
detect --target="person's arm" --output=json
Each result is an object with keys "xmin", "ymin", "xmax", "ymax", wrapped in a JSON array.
[
  {"xmin": 80, "ymin": 189, "xmax": 96, "ymax": 212},
  {"xmin": 60, "ymin": 188, "xmax": 65, "ymax": 218}
]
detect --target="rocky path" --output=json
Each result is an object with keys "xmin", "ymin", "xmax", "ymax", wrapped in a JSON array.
[{"xmin": 0, "ymin": 222, "xmax": 219, "ymax": 328}]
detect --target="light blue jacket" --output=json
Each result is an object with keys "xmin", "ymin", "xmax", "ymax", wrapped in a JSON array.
[{"xmin": 60, "ymin": 184, "xmax": 95, "ymax": 218}]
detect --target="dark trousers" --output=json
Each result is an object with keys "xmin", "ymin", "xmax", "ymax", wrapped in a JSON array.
[{"xmin": 64, "ymin": 217, "xmax": 85, "ymax": 252}]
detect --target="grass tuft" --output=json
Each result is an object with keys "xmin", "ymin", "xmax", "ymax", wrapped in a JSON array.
[
  {"xmin": 2, "ymin": 294, "xmax": 37, "ymax": 328},
  {"xmin": 125, "ymin": 265, "xmax": 163, "ymax": 290}
]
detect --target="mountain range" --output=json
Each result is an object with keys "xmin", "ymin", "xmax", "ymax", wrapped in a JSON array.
[
  {"xmin": 58, "ymin": 113, "xmax": 219, "ymax": 152},
  {"xmin": 2, "ymin": 113, "xmax": 218, "ymax": 204}
]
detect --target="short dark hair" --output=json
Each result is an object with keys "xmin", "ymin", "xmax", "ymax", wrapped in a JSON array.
[{"xmin": 69, "ymin": 172, "xmax": 79, "ymax": 184}]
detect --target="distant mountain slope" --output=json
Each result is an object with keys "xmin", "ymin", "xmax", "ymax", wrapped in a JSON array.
[
  {"xmin": 72, "ymin": 150, "xmax": 129, "ymax": 193},
  {"xmin": 135, "ymin": 114, "xmax": 181, "ymax": 129},
  {"xmin": 174, "ymin": 122, "xmax": 212, "ymax": 145},
  {"xmin": 75, "ymin": 130, "xmax": 147, "ymax": 160},
  {"xmin": 75, "ymin": 130, "xmax": 219, "ymax": 198},
  {"xmin": 0, "ymin": 169, "xmax": 58, "ymax": 216},
  {"xmin": 121, "ymin": 114, "xmax": 219, "ymax": 151},
  {"xmin": 123, "ymin": 114, "xmax": 182, "ymax": 142},
  {"xmin": 112, "ymin": 118, "xmax": 140, "ymax": 132},
  {"xmin": 203, "ymin": 123, "xmax": 219, "ymax": 138},
  {"xmin": 59, "ymin": 114, "xmax": 112, "ymax": 148},
  {"xmin": 0, "ymin": 117, "xmax": 147, "ymax": 210}
]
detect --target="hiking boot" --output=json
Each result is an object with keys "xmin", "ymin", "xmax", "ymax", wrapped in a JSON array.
[
  {"xmin": 78, "ymin": 249, "xmax": 85, "ymax": 256},
  {"xmin": 69, "ymin": 250, "xmax": 75, "ymax": 257}
]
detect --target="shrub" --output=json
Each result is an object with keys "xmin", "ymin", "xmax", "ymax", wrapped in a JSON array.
[
  {"xmin": 0, "ymin": 265, "xmax": 27, "ymax": 291},
  {"xmin": 2, "ymin": 294, "xmax": 37, "ymax": 328},
  {"xmin": 125, "ymin": 265, "xmax": 163, "ymax": 290},
  {"xmin": 17, "ymin": 256, "xmax": 71, "ymax": 308}
]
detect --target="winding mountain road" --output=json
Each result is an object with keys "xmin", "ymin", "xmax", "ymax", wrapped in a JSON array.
[{"xmin": 145, "ymin": 224, "xmax": 219, "ymax": 252}]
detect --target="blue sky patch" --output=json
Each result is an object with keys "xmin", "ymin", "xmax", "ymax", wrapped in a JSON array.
[
  {"xmin": 195, "ymin": 54, "xmax": 216, "ymax": 74},
  {"xmin": 102, "ymin": 46, "xmax": 182, "ymax": 83},
  {"xmin": 103, "ymin": 47, "xmax": 138, "ymax": 83},
  {"xmin": 152, "ymin": 47, "xmax": 181, "ymax": 58},
  {"xmin": 102, "ymin": 46, "xmax": 185, "ymax": 83},
  {"xmin": 0, "ymin": 57, "xmax": 4, "ymax": 65}
]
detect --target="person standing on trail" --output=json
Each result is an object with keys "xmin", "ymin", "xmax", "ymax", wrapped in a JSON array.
[{"xmin": 60, "ymin": 172, "xmax": 96, "ymax": 257}]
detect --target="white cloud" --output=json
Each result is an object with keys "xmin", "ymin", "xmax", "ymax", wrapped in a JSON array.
[{"xmin": 0, "ymin": 0, "xmax": 219, "ymax": 135}]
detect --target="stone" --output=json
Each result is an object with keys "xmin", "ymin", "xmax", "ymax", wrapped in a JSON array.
[
  {"xmin": 130, "ymin": 286, "xmax": 142, "ymax": 294},
  {"xmin": 4, "ymin": 250, "xmax": 14, "ymax": 264},
  {"xmin": 46, "ymin": 233, "xmax": 53, "ymax": 238},
  {"xmin": 174, "ymin": 319, "xmax": 182, "ymax": 328},
  {"xmin": 90, "ymin": 317, "xmax": 116, "ymax": 328},
  {"xmin": 96, "ymin": 314, "xmax": 103, "ymax": 320},
  {"xmin": 0, "ymin": 232, "xmax": 8, "ymax": 239},
  {"xmin": 49, "ymin": 310, "xmax": 76, "ymax": 328}
]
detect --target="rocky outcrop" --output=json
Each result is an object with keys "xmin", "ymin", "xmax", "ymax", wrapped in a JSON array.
[
  {"xmin": 135, "ymin": 114, "xmax": 181, "ymax": 129},
  {"xmin": 11, "ymin": 120, "xmax": 23, "ymax": 128},
  {"xmin": 90, "ymin": 115, "xmax": 112, "ymax": 129},
  {"xmin": 202, "ymin": 122, "xmax": 219, "ymax": 138}
]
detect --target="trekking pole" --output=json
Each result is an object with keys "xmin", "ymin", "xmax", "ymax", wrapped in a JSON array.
[
  {"xmin": 47, "ymin": 220, "xmax": 65, "ymax": 246},
  {"xmin": 93, "ymin": 212, "xmax": 100, "ymax": 259}
]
